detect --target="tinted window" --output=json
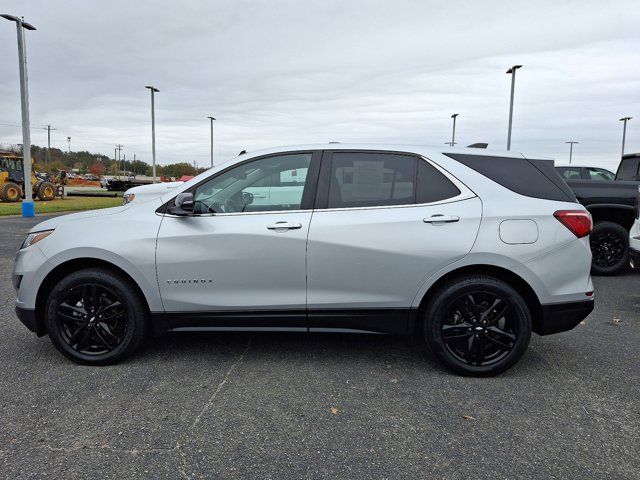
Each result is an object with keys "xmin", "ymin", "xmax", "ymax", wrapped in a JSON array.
[
  {"xmin": 416, "ymin": 159, "xmax": 460, "ymax": 203},
  {"xmin": 193, "ymin": 153, "xmax": 312, "ymax": 213},
  {"xmin": 616, "ymin": 158, "xmax": 640, "ymax": 180},
  {"xmin": 556, "ymin": 167, "xmax": 582, "ymax": 180},
  {"xmin": 445, "ymin": 153, "xmax": 576, "ymax": 202},
  {"xmin": 327, "ymin": 153, "xmax": 415, "ymax": 208},
  {"xmin": 586, "ymin": 167, "xmax": 614, "ymax": 181}
]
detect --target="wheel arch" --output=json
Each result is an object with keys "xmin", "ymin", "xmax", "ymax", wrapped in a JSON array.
[
  {"xmin": 587, "ymin": 205, "xmax": 635, "ymax": 231},
  {"xmin": 410, "ymin": 264, "xmax": 543, "ymax": 338},
  {"xmin": 35, "ymin": 257, "xmax": 158, "ymax": 335}
]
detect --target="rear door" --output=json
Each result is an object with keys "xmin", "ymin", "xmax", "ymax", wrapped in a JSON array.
[{"xmin": 306, "ymin": 151, "xmax": 482, "ymax": 333}]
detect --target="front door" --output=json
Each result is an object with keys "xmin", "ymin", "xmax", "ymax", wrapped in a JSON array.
[{"xmin": 156, "ymin": 151, "xmax": 320, "ymax": 328}]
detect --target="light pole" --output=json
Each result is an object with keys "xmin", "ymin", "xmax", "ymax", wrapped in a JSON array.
[
  {"xmin": 450, "ymin": 113, "xmax": 459, "ymax": 148},
  {"xmin": 506, "ymin": 64, "xmax": 522, "ymax": 151},
  {"xmin": 67, "ymin": 136, "xmax": 71, "ymax": 154},
  {"xmin": 2, "ymin": 13, "xmax": 36, "ymax": 217},
  {"xmin": 145, "ymin": 85, "xmax": 159, "ymax": 183},
  {"xmin": 207, "ymin": 116, "xmax": 216, "ymax": 168},
  {"xmin": 620, "ymin": 117, "xmax": 632, "ymax": 157},
  {"xmin": 565, "ymin": 141, "xmax": 578, "ymax": 164}
]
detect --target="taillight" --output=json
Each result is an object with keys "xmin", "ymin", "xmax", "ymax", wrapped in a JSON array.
[{"xmin": 554, "ymin": 210, "xmax": 592, "ymax": 238}]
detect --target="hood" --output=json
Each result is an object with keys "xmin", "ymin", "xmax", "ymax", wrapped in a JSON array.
[{"xmin": 29, "ymin": 204, "xmax": 132, "ymax": 232}]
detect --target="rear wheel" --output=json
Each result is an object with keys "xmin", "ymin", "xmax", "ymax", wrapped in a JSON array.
[
  {"xmin": 590, "ymin": 221, "xmax": 629, "ymax": 276},
  {"xmin": 45, "ymin": 268, "xmax": 148, "ymax": 365},
  {"xmin": 423, "ymin": 275, "xmax": 532, "ymax": 377},
  {"xmin": 38, "ymin": 181, "xmax": 56, "ymax": 201},
  {"xmin": 1, "ymin": 182, "xmax": 21, "ymax": 202}
]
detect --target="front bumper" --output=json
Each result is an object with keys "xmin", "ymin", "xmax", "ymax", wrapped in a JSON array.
[
  {"xmin": 535, "ymin": 299, "xmax": 594, "ymax": 335},
  {"xmin": 15, "ymin": 306, "xmax": 46, "ymax": 337}
]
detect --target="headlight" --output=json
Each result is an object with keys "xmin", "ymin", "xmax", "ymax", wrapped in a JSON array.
[
  {"xmin": 123, "ymin": 193, "xmax": 135, "ymax": 204},
  {"xmin": 21, "ymin": 230, "xmax": 54, "ymax": 249}
]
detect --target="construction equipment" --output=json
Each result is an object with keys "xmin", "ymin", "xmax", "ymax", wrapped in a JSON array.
[{"xmin": 0, "ymin": 154, "xmax": 57, "ymax": 202}]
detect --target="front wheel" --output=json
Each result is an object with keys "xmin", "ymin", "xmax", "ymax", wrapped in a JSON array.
[
  {"xmin": 423, "ymin": 275, "xmax": 532, "ymax": 377},
  {"xmin": 38, "ymin": 181, "xmax": 56, "ymax": 201},
  {"xmin": 590, "ymin": 221, "xmax": 629, "ymax": 276},
  {"xmin": 45, "ymin": 268, "xmax": 148, "ymax": 365}
]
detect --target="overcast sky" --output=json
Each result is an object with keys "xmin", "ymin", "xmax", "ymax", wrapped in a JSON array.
[{"xmin": 1, "ymin": 0, "xmax": 639, "ymax": 171}]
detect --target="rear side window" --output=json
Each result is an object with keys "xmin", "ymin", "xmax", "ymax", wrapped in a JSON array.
[
  {"xmin": 556, "ymin": 167, "xmax": 582, "ymax": 180},
  {"xmin": 445, "ymin": 153, "xmax": 576, "ymax": 202},
  {"xmin": 616, "ymin": 157, "xmax": 640, "ymax": 181},
  {"xmin": 416, "ymin": 159, "xmax": 461, "ymax": 203},
  {"xmin": 327, "ymin": 153, "xmax": 415, "ymax": 208},
  {"xmin": 586, "ymin": 167, "xmax": 614, "ymax": 181},
  {"xmin": 325, "ymin": 153, "xmax": 461, "ymax": 209}
]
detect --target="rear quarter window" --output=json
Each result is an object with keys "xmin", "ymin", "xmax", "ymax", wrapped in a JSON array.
[{"xmin": 445, "ymin": 153, "xmax": 576, "ymax": 202}]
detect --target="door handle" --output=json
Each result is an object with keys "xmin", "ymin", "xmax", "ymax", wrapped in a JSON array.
[
  {"xmin": 267, "ymin": 221, "xmax": 303, "ymax": 230},
  {"xmin": 423, "ymin": 214, "xmax": 459, "ymax": 224}
]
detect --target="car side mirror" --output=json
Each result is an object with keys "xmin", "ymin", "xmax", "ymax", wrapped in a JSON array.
[
  {"xmin": 242, "ymin": 191, "xmax": 254, "ymax": 205},
  {"xmin": 168, "ymin": 192, "xmax": 194, "ymax": 215}
]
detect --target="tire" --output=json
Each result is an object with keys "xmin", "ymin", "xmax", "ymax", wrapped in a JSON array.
[
  {"xmin": 45, "ymin": 268, "xmax": 148, "ymax": 365},
  {"xmin": 590, "ymin": 221, "xmax": 629, "ymax": 276},
  {"xmin": 38, "ymin": 181, "xmax": 56, "ymax": 201},
  {"xmin": 423, "ymin": 275, "xmax": 532, "ymax": 377},
  {"xmin": 1, "ymin": 182, "xmax": 21, "ymax": 202}
]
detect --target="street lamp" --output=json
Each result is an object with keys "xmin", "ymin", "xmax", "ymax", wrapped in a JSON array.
[
  {"xmin": 450, "ymin": 113, "xmax": 459, "ymax": 148},
  {"xmin": 2, "ymin": 13, "xmax": 36, "ymax": 217},
  {"xmin": 506, "ymin": 64, "xmax": 522, "ymax": 151},
  {"xmin": 145, "ymin": 85, "xmax": 159, "ymax": 183},
  {"xmin": 67, "ymin": 136, "xmax": 71, "ymax": 154},
  {"xmin": 207, "ymin": 116, "xmax": 216, "ymax": 168},
  {"xmin": 565, "ymin": 141, "xmax": 578, "ymax": 164},
  {"xmin": 620, "ymin": 117, "xmax": 632, "ymax": 157}
]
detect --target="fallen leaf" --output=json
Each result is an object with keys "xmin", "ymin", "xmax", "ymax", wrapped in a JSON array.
[
  {"xmin": 462, "ymin": 414, "xmax": 475, "ymax": 421},
  {"xmin": 329, "ymin": 407, "xmax": 340, "ymax": 415}
]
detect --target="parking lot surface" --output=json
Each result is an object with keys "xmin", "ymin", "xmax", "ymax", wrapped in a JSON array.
[{"xmin": 1, "ymin": 215, "xmax": 639, "ymax": 479}]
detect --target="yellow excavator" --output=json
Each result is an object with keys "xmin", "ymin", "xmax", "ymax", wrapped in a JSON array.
[{"xmin": 0, "ymin": 154, "xmax": 57, "ymax": 202}]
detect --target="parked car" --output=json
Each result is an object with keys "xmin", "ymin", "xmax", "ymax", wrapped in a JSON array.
[
  {"xmin": 13, "ymin": 144, "xmax": 594, "ymax": 376},
  {"xmin": 555, "ymin": 165, "xmax": 615, "ymax": 182},
  {"xmin": 562, "ymin": 153, "xmax": 640, "ymax": 275},
  {"xmin": 122, "ymin": 181, "xmax": 184, "ymax": 204}
]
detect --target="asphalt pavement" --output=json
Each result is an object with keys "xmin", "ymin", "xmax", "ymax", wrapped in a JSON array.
[{"xmin": 0, "ymin": 215, "xmax": 638, "ymax": 479}]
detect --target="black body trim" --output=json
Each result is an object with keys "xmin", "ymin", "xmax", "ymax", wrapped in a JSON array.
[
  {"xmin": 535, "ymin": 300, "xmax": 594, "ymax": 335},
  {"xmin": 15, "ymin": 306, "xmax": 46, "ymax": 337},
  {"xmin": 153, "ymin": 308, "xmax": 411, "ymax": 335}
]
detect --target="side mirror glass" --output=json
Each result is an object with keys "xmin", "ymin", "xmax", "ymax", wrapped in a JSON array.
[
  {"xmin": 242, "ymin": 191, "xmax": 254, "ymax": 205},
  {"xmin": 168, "ymin": 192, "xmax": 194, "ymax": 215}
]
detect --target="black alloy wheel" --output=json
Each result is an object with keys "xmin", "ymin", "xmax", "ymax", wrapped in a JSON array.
[
  {"xmin": 590, "ymin": 221, "xmax": 629, "ymax": 276},
  {"xmin": 56, "ymin": 283, "xmax": 128, "ymax": 355},
  {"xmin": 441, "ymin": 292, "xmax": 517, "ymax": 367},
  {"xmin": 424, "ymin": 275, "xmax": 532, "ymax": 376},
  {"xmin": 45, "ymin": 268, "xmax": 147, "ymax": 365}
]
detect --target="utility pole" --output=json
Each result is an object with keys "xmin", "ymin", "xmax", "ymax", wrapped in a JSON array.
[
  {"xmin": 207, "ymin": 116, "xmax": 216, "ymax": 168},
  {"xmin": 450, "ymin": 114, "xmax": 459, "ymax": 148},
  {"xmin": 115, "ymin": 144, "xmax": 123, "ymax": 179},
  {"xmin": 133, "ymin": 153, "xmax": 136, "ymax": 176},
  {"xmin": 506, "ymin": 65, "xmax": 523, "ymax": 151},
  {"xmin": 145, "ymin": 85, "xmax": 159, "ymax": 183},
  {"xmin": 2, "ymin": 14, "xmax": 37, "ymax": 217},
  {"xmin": 565, "ymin": 141, "xmax": 578, "ymax": 164},
  {"xmin": 42, "ymin": 125, "xmax": 56, "ymax": 164},
  {"xmin": 620, "ymin": 117, "xmax": 632, "ymax": 157}
]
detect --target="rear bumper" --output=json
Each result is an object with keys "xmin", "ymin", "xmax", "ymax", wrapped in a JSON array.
[
  {"xmin": 15, "ymin": 306, "xmax": 46, "ymax": 337},
  {"xmin": 535, "ymin": 299, "xmax": 594, "ymax": 335}
]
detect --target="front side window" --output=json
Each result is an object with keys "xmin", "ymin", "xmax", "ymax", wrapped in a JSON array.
[
  {"xmin": 587, "ymin": 167, "xmax": 614, "ymax": 181},
  {"xmin": 193, "ymin": 153, "xmax": 312, "ymax": 214}
]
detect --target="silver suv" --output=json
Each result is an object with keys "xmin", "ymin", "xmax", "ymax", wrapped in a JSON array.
[{"xmin": 13, "ymin": 144, "xmax": 594, "ymax": 376}]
